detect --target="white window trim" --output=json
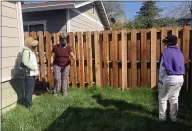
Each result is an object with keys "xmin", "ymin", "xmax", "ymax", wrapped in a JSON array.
[
  {"xmin": 71, "ymin": 9, "xmax": 103, "ymax": 27},
  {"xmin": 17, "ymin": 2, "xmax": 24, "ymax": 50},
  {"xmin": 66, "ymin": 9, "xmax": 71, "ymax": 33},
  {"xmin": 23, "ymin": 20, "xmax": 47, "ymax": 32}
]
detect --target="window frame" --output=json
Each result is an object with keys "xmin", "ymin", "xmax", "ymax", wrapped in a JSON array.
[{"xmin": 23, "ymin": 20, "xmax": 47, "ymax": 32}]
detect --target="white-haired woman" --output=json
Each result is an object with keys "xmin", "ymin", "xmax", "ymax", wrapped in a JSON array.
[{"xmin": 21, "ymin": 37, "xmax": 39, "ymax": 108}]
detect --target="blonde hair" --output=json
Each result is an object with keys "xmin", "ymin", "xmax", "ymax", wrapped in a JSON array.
[{"xmin": 25, "ymin": 37, "xmax": 39, "ymax": 47}]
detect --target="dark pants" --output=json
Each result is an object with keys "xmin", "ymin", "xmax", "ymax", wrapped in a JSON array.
[{"xmin": 24, "ymin": 76, "xmax": 35, "ymax": 108}]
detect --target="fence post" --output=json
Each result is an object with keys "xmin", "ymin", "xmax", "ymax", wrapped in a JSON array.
[
  {"xmin": 151, "ymin": 28, "xmax": 157, "ymax": 88},
  {"xmin": 121, "ymin": 30, "xmax": 128, "ymax": 90},
  {"xmin": 94, "ymin": 31, "xmax": 102, "ymax": 86},
  {"xmin": 131, "ymin": 29, "xmax": 137, "ymax": 89},
  {"xmin": 69, "ymin": 32, "xmax": 77, "ymax": 88}
]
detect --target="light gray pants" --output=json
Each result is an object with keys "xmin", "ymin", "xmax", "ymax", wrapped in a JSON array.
[{"xmin": 158, "ymin": 83, "xmax": 183, "ymax": 121}]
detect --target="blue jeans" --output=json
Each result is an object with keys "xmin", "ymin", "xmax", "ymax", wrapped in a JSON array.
[{"xmin": 24, "ymin": 76, "xmax": 35, "ymax": 108}]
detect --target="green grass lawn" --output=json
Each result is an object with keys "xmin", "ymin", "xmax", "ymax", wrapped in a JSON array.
[{"xmin": 2, "ymin": 87, "xmax": 192, "ymax": 131}]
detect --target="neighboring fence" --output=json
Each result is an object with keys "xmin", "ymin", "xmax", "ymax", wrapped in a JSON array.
[{"xmin": 24, "ymin": 26, "xmax": 192, "ymax": 91}]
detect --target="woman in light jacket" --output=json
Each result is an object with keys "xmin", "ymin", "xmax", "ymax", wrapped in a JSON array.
[{"xmin": 22, "ymin": 37, "xmax": 39, "ymax": 108}]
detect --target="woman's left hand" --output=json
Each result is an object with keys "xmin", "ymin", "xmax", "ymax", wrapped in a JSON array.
[{"xmin": 72, "ymin": 55, "xmax": 76, "ymax": 60}]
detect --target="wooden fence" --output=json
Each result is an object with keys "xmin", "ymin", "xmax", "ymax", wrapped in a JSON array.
[{"xmin": 24, "ymin": 26, "xmax": 192, "ymax": 91}]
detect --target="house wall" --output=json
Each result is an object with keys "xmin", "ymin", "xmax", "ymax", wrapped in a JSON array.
[
  {"xmin": 69, "ymin": 3, "xmax": 104, "ymax": 32},
  {"xmin": 1, "ymin": 1, "xmax": 24, "ymax": 113},
  {"xmin": 22, "ymin": 9, "xmax": 67, "ymax": 33}
]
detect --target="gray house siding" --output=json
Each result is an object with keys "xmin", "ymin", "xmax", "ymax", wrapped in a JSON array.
[
  {"xmin": 78, "ymin": 3, "xmax": 103, "ymax": 24},
  {"xmin": 69, "ymin": 3, "xmax": 104, "ymax": 32},
  {"xmin": 22, "ymin": 9, "xmax": 67, "ymax": 33}
]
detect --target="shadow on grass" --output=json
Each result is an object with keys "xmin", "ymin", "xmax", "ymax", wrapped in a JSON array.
[
  {"xmin": 92, "ymin": 94, "xmax": 157, "ymax": 116},
  {"xmin": 45, "ymin": 106, "xmax": 192, "ymax": 131},
  {"xmin": 45, "ymin": 94, "xmax": 192, "ymax": 131}
]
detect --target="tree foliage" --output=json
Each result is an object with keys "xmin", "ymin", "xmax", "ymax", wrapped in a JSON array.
[
  {"xmin": 106, "ymin": 1, "xmax": 179, "ymax": 30},
  {"xmin": 134, "ymin": 1, "xmax": 163, "ymax": 28},
  {"xmin": 103, "ymin": 1, "xmax": 127, "ymax": 23},
  {"xmin": 125, "ymin": 1, "xmax": 178, "ymax": 29}
]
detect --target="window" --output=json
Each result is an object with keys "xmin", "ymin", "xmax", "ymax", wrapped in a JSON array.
[{"xmin": 23, "ymin": 21, "xmax": 46, "ymax": 33}]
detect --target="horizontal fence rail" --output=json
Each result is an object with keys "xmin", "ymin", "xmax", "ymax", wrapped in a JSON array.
[{"xmin": 24, "ymin": 26, "xmax": 192, "ymax": 91}]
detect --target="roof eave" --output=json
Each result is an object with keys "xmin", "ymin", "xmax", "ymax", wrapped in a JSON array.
[
  {"xmin": 95, "ymin": 1, "xmax": 111, "ymax": 30},
  {"xmin": 22, "ymin": 3, "xmax": 75, "ymax": 12},
  {"xmin": 22, "ymin": 1, "xmax": 94, "ymax": 13}
]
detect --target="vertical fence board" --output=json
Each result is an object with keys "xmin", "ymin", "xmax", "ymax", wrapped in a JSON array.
[
  {"xmin": 94, "ymin": 31, "xmax": 102, "ymax": 86},
  {"xmin": 183, "ymin": 26, "xmax": 190, "ymax": 91},
  {"xmin": 156, "ymin": 32, "xmax": 161, "ymax": 61},
  {"xmin": 178, "ymin": 29, "xmax": 182, "ymax": 49},
  {"xmin": 77, "ymin": 32, "xmax": 85, "ymax": 88},
  {"xmin": 45, "ymin": 32, "xmax": 53, "ymax": 88},
  {"xmin": 127, "ymin": 33, "xmax": 132, "ymax": 88},
  {"xmin": 172, "ymin": 27, "xmax": 178, "ymax": 37},
  {"xmin": 109, "ymin": 35, "xmax": 113, "ymax": 87},
  {"xmin": 131, "ymin": 30, "xmax": 137, "ymax": 89},
  {"xmin": 69, "ymin": 32, "xmax": 77, "ymax": 87},
  {"xmin": 103, "ymin": 31, "xmax": 109, "ymax": 87},
  {"xmin": 183, "ymin": 26, "xmax": 190, "ymax": 63},
  {"xmin": 121, "ymin": 30, "xmax": 128, "ymax": 90},
  {"xmin": 189, "ymin": 29, "xmax": 192, "ymax": 93},
  {"xmin": 53, "ymin": 33, "xmax": 58, "ymax": 45},
  {"xmin": 83, "ymin": 34, "xmax": 87, "ymax": 85},
  {"xmin": 24, "ymin": 32, "xmax": 29, "ymax": 39},
  {"xmin": 161, "ymin": 27, "xmax": 166, "ymax": 53},
  {"xmin": 147, "ymin": 33, "xmax": 151, "ymax": 87},
  {"xmin": 118, "ymin": 34, "xmax": 122, "ymax": 88},
  {"xmin": 86, "ymin": 32, "xmax": 93, "ymax": 87},
  {"xmin": 112, "ymin": 31, "xmax": 119, "ymax": 88},
  {"xmin": 38, "ymin": 32, "xmax": 46, "ymax": 82},
  {"xmin": 137, "ymin": 33, "xmax": 141, "ymax": 87},
  {"xmin": 30, "ymin": 32, "xmax": 38, "ymax": 55},
  {"xmin": 151, "ymin": 29, "xmax": 157, "ymax": 88},
  {"xmin": 141, "ymin": 30, "xmax": 147, "ymax": 87}
]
